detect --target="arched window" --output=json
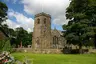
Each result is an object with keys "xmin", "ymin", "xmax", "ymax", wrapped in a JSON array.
[
  {"xmin": 44, "ymin": 18, "xmax": 46, "ymax": 24},
  {"xmin": 53, "ymin": 36, "xmax": 58, "ymax": 44},
  {"xmin": 53, "ymin": 36, "xmax": 58, "ymax": 48},
  {"xmin": 37, "ymin": 18, "xmax": 40, "ymax": 24}
]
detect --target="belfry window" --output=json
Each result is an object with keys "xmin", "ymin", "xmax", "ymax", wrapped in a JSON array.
[
  {"xmin": 44, "ymin": 18, "xmax": 46, "ymax": 24},
  {"xmin": 37, "ymin": 18, "xmax": 40, "ymax": 24}
]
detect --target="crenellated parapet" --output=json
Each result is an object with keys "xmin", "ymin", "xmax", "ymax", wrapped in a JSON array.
[{"xmin": 35, "ymin": 12, "xmax": 51, "ymax": 18}]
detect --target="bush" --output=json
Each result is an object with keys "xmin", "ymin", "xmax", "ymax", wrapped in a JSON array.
[
  {"xmin": 0, "ymin": 40, "xmax": 6, "ymax": 52},
  {"xmin": 62, "ymin": 48, "xmax": 89, "ymax": 54},
  {"xmin": 71, "ymin": 49, "xmax": 79, "ymax": 54},
  {"xmin": 0, "ymin": 39, "xmax": 12, "ymax": 52},
  {"xmin": 2, "ymin": 40, "xmax": 12, "ymax": 52}
]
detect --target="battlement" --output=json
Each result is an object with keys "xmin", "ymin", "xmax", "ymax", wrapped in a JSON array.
[{"xmin": 35, "ymin": 12, "xmax": 51, "ymax": 18}]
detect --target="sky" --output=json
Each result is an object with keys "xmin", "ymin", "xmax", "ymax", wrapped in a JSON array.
[{"xmin": 1, "ymin": 0, "xmax": 70, "ymax": 32}]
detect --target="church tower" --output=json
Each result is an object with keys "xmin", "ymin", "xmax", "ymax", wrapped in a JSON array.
[{"xmin": 32, "ymin": 12, "xmax": 51, "ymax": 50}]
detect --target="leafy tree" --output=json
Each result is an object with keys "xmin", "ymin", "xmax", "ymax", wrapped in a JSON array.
[
  {"xmin": 0, "ymin": 1, "xmax": 8, "ymax": 25},
  {"xmin": 2, "ymin": 39, "xmax": 12, "ymax": 52},
  {"xmin": 15, "ymin": 27, "xmax": 32, "ymax": 47},
  {"xmin": 22, "ymin": 32, "xmax": 32, "ymax": 47},
  {"xmin": 63, "ymin": 0, "xmax": 96, "ymax": 53},
  {"xmin": 0, "ymin": 39, "xmax": 12, "ymax": 52},
  {"xmin": 0, "ymin": 1, "xmax": 8, "ymax": 37},
  {"xmin": 0, "ymin": 1, "xmax": 32, "ymax": 48},
  {"xmin": 86, "ymin": 0, "xmax": 96, "ymax": 48},
  {"xmin": 0, "ymin": 40, "xmax": 6, "ymax": 52},
  {"xmin": 0, "ymin": 1, "xmax": 13, "ymax": 52},
  {"xmin": 0, "ymin": 25, "xmax": 32, "ymax": 48}
]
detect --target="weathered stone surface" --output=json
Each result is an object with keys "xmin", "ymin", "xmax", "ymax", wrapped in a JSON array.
[
  {"xmin": 32, "ymin": 12, "xmax": 51, "ymax": 49},
  {"xmin": 32, "ymin": 12, "xmax": 66, "ymax": 51}
]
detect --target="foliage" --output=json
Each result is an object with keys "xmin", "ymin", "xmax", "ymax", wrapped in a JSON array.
[
  {"xmin": 0, "ymin": 1, "xmax": 8, "ymax": 25},
  {"xmin": 63, "ymin": 0, "xmax": 96, "ymax": 50},
  {"xmin": 0, "ymin": 40, "xmax": 6, "ymax": 52},
  {"xmin": 15, "ymin": 27, "xmax": 32, "ymax": 47},
  {"xmin": 0, "ymin": 39, "xmax": 12, "ymax": 52},
  {"xmin": 0, "ymin": 25, "xmax": 32, "ymax": 48},
  {"xmin": 0, "ymin": 1, "xmax": 32, "ymax": 48},
  {"xmin": 2, "ymin": 40, "xmax": 12, "ymax": 52},
  {"xmin": 1, "ymin": 24, "xmax": 32, "ymax": 48},
  {"xmin": 0, "ymin": 1, "xmax": 9, "ymax": 37}
]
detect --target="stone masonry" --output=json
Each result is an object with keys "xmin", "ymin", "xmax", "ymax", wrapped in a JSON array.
[
  {"xmin": 32, "ymin": 12, "xmax": 52, "ymax": 50},
  {"xmin": 32, "ymin": 12, "xmax": 66, "ymax": 50}
]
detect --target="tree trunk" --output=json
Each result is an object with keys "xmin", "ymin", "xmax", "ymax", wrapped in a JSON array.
[
  {"xmin": 94, "ymin": 34, "xmax": 96, "ymax": 49},
  {"xmin": 79, "ymin": 43, "xmax": 83, "ymax": 54}
]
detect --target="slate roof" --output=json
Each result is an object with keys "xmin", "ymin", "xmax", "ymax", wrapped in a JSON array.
[{"xmin": 51, "ymin": 29, "xmax": 63, "ymax": 37}]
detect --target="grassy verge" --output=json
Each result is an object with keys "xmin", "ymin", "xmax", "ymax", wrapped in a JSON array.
[{"xmin": 12, "ymin": 53, "xmax": 96, "ymax": 64}]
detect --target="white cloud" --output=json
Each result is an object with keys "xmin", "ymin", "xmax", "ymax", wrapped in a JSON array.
[
  {"xmin": 5, "ymin": 9, "xmax": 34, "ymax": 32},
  {"xmin": 53, "ymin": 15, "xmax": 69, "ymax": 25},
  {"xmin": 3, "ymin": 19, "xmax": 19, "ymax": 29},
  {"xmin": 21, "ymin": 0, "xmax": 70, "ymax": 25}
]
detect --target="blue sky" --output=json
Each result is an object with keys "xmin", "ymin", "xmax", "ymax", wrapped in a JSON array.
[{"xmin": 1, "ymin": 0, "xmax": 70, "ymax": 32}]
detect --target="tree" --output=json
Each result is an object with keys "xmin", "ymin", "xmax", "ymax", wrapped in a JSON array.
[
  {"xmin": 0, "ymin": 39, "xmax": 12, "ymax": 52},
  {"xmin": 0, "ymin": 1, "xmax": 13, "ymax": 52},
  {"xmin": 0, "ymin": 25, "xmax": 32, "ymax": 48},
  {"xmin": 14, "ymin": 27, "xmax": 32, "ymax": 47},
  {"xmin": 0, "ymin": 40, "xmax": 6, "ymax": 52},
  {"xmin": 0, "ymin": 1, "xmax": 8, "ymax": 25},
  {"xmin": 2, "ymin": 39, "xmax": 12, "ymax": 52},
  {"xmin": 63, "ymin": 0, "xmax": 96, "ymax": 53},
  {"xmin": 0, "ymin": 1, "xmax": 32, "ymax": 48},
  {"xmin": 0, "ymin": 1, "xmax": 8, "ymax": 37},
  {"xmin": 86, "ymin": 0, "xmax": 96, "ymax": 48}
]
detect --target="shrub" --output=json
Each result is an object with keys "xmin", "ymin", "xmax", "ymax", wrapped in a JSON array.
[{"xmin": 0, "ymin": 39, "xmax": 12, "ymax": 52}]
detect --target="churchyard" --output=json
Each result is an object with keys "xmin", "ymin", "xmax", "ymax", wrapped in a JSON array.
[
  {"xmin": 1, "ymin": 0, "xmax": 96, "ymax": 64},
  {"xmin": 12, "ymin": 52, "xmax": 96, "ymax": 64}
]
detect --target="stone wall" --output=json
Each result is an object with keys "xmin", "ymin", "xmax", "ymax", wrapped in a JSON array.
[{"xmin": 13, "ymin": 48, "xmax": 63, "ymax": 54}]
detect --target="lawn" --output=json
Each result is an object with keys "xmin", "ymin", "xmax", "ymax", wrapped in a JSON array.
[{"xmin": 12, "ymin": 53, "xmax": 96, "ymax": 64}]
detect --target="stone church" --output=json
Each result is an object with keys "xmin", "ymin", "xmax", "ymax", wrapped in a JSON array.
[{"xmin": 32, "ymin": 12, "xmax": 66, "ymax": 50}]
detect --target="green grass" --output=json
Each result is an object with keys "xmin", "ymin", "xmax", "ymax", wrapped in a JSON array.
[{"xmin": 12, "ymin": 53, "xmax": 96, "ymax": 64}]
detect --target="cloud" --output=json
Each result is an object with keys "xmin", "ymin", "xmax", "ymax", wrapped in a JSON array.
[
  {"xmin": 3, "ymin": 19, "xmax": 20, "ymax": 29},
  {"xmin": 5, "ymin": 9, "xmax": 34, "ymax": 32},
  {"xmin": 21, "ymin": 0, "xmax": 70, "ymax": 25},
  {"xmin": 53, "ymin": 15, "xmax": 69, "ymax": 25}
]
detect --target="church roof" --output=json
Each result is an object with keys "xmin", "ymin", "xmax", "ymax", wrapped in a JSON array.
[{"xmin": 51, "ymin": 29, "xmax": 63, "ymax": 37}]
